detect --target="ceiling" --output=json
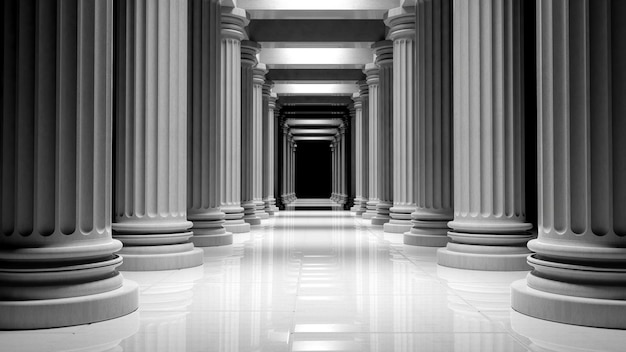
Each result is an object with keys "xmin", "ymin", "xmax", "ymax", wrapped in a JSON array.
[{"xmin": 231, "ymin": 0, "xmax": 409, "ymax": 140}]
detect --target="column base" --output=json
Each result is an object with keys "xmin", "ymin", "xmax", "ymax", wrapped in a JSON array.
[
  {"xmin": 383, "ymin": 219, "xmax": 413, "ymax": 233},
  {"xmin": 223, "ymin": 220, "xmax": 250, "ymax": 233},
  {"xmin": 363, "ymin": 200, "xmax": 379, "ymax": 219},
  {"xmin": 117, "ymin": 240, "xmax": 204, "ymax": 271},
  {"xmin": 372, "ymin": 201, "xmax": 392, "ymax": 225},
  {"xmin": 437, "ymin": 241, "xmax": 531, "ymax": 271},
  {"xmin": 404, "ymin": 220, "xmax": 450, "ymax": 247},
  {"xmin": 0, "ymin": 279, "xmax": 138, "ymax": 330},
  {"xmin": 511, "ymin": 279, "xmax": 626, "ymax": 329},
  {"xmin": 264, "ymin": 198, "xmax": 279, "ymax": 215},
  {"xmin": 189, "ymin": 210, "xmax": 233, "ymax": 247}
]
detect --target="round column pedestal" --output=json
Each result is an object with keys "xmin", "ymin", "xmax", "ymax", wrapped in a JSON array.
[
  {"xmin": 254, "ymin": 200, "xmax": 270, "ymax": 219},
  {"xmin": 116, "ymin": 234, "xmax": 203, "ymax": 271},
  {"xmin": 437, "ymin": 220, "xmax": 533, "ymax": 271},
  {"xmin": 242, "ymin": 201, "xmax": 262, "ymax": 226},
  {"xmin": 511, "ymin": 279, "xmax": 626, "ymax": 329},
  {"xmin": 222, "ymin": 205, "xmax": 251, "ymax": 233},
  {"xmin": 384, "ymin": 206, "xmax": 414, "ymax": 233},
  {"xmin": 188, "ymin": 210, "xmax": 233, "ymax": 247},
  {"xmin": 0, "ymin": 254, "xmax": 139, "ymax": 330},
  {"xmin": 362, "ymin": 200, "xmax": 379, "ymax": 219},
  {"xmin": 404, "ymin": 221, "xmax": 450, "ymax": 247},
  {"xmin": 371, "ymin": 201, "xmax": 392, "ymax": 226}
]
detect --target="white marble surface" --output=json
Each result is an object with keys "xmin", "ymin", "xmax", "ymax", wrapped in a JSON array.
[{"xmin": 2, "ymin": 210, "xmax": 624, "ymax": 351}]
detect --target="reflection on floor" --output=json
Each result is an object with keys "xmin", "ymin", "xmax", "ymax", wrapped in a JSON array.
[
  {"xmin": 286, "ymin": 198, "xmax": 343, "ymax": 211},
  {"xmin": 2, "ymin": 210, "xmax": 625, "ymax": 352}
]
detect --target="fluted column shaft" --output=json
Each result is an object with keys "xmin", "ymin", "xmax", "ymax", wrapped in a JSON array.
[
  {"xmin": 187, "ymin": 0, "xmax": 231, "ymax": 246},
  {"xmin": 291, "ymin": 140, "xmax": 297, "ymax": 201},
  {"xmin": 363, "ymin": 65, "xmax": 380, "ymax": 219},
  {"xmin": 114, "ymin": 0, "xmax": 203, "ymax": 270},
  {"xmin": 220, "ymin": 7, "xmax": 250, "ymax": 233},
  {"xmin": 405, "ymin": 0, "xmax": 454, "ymax": 247},
  {"xmin": 384, "ymin": 7, "xmax": 417, "ymax": 233},
  {"xmin": 358, "ymin": 82, "xmax": 370, "ymax": 215},
  {"xmin": 281, "ymin": 125, "xmax": 289, "ymax": 204},
  {"xmin": 252, "ymin": 64, "xmax": 269, "ymax": 219},
  {"xmin": 240, "ymin": 41, "xmax": 261, "ymax": 226},
  {"xmin": 437, "ymin": 0, "xmax": 531, "ymax": 271},
  {"xmin": 340, "ymin": 124, "xmax": 347, "ymax": 204},
  {"xmin": 263, "ymin": 88, "xmax": 279, "ymax": 215},
  {"xmin": 372, "ymin": 41, "xmax": 394, "ymax": 226},
  {"xmin": 0, "ymin": 0, "xmax": 137, "ymax": 329},
  {"xmin": 350, "ymin": 94, "xmax": 365, "ymax": 213},
  {"xmin": 512, "ymin": 0, "xmax": 626, "ymax": 329}
]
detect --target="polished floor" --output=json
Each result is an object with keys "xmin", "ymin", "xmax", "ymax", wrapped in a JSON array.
[{"xmin": 2, "ymin": 210, "xmax": 626, "ymax": 352}]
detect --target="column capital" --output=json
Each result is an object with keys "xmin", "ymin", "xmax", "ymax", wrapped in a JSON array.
[
  {"xmin": 384, "ymin": 6, "xmax": 416, "ymax": 41},
  {"xmin": 364, "ymin": 63, "xmax": 380, "ymax": 85},
  {"xmin": 241, "ymin": 40, "xmax": 260, "ymax": 67},
  {"xmin": 373, "ymin": 40, "xmax": 394, "ymax": 67},
  {"xmin": 253, "ymin": 63, "xmax": 267, "ymax": 85},
  {"xmin": 221, "ymin": 7, "xmax": 249, "ymax": 41},
  {"xmin": 358, "ymin": 80, "xmax": 369, "ymax": 97},
  {"xmin": 262, "ymin": 80, "xmax": 274, "ymax": 97}
]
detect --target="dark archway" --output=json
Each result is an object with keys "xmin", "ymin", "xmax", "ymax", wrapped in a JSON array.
[{"xmin": 295, "ymin": 141, "xmax": 331, "ymax": 198}]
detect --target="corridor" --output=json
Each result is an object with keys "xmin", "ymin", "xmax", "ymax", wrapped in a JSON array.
[{"xmin": 3, "ymin": 211, "xmax": 625, "ymax": 352}]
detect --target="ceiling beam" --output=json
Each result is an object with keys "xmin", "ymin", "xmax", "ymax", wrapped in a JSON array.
[
  {"xmin": 278, "ymin": 96, "xmax": 353, "ymax": 105},
  {"xmin": 286, "ymin": 118, "xmax": 343, "ymax": 127},
  {"xmin": 267, "ymin": 69, "xmax": 365, "ymax": 81},
  {"xmin": 248, "ymin": 20, "xmax": 386, "ymax": 42},
  {"xmin": 290, "ymin": 128, "xmax": 338, "ymax": 135},
  {"xmin": 293, "ymin": 136, "xmax": 335, "ymax": 142}
]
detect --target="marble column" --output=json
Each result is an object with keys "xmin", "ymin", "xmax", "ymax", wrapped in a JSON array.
[
  {"xmin": 290, "ymin": 140, "xmax": 297, "ymax": 201},
  {"xmin": 330, "ymin": 142, "xmax": 336, "ymax": 201},
  {"xmin": 252, "ymin": 64, "xmax": 269, "ymax": 220},
  {"xmin": 0, "ymin": 0, "xmax": 138, "ymax": 329},
  {"xmin": 358, "ymin": 82, "xmax": 370, "ymax": 215},
  {"xmin": 263, "ymin": 87, "xmax": 280, "ymax": 215},
  {"xmin": 384, "ymin": 7, "xmax": 417, "ymax": 233},
  {"xmin": 372, "ymin": 41, "xmax": 394, "ymax": 226},
  {"xmin": 512, "ymin": 0, "xmax": 626, "ymax": 329},
  {"xmin": 220, "ymin": 7, "xmax": 250, "ymax": 233},
  {"xmin": 339, "ymin": 124, "xmax": 348, "ymax": 204},
  {"xmin": 350, "ymin": 93, "xmax": 365, "ymax": 213},
  {"xmin": 241, "ymin": 41, "xmax": 262, "ymax": 226},
  {"xmin": 404, "ymin": 0, "xmax": 454, "ymax": 247},
  {"xmin": 281, "ymin": 124, "xmax": 290, "ymax": 205},
  {"xmin": 114, "ymin": 0, "xmax": 203, "ymax": 271},
  {"xmin": 362, "ymin": 65, "xmax": 380, "ymax": 220},
  {"xmin": 437, "ymin": 0, "xmax": 532, "ymax": 270},
  {"xmin": 187, "ymin": 0, "xmax": 232, "ymax": 247}
]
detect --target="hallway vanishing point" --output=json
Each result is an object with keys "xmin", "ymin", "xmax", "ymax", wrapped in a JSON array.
[{"xmin": 2, "ymin": 209, "xmax": 624, "ymax": 352}]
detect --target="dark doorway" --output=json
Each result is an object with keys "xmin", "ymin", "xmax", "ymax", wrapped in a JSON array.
[{"xmin": 295, "ymin": 141, "xmax": 332, "ymax": 198}]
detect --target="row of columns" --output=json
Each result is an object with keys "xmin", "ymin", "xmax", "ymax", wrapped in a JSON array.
[
  {"xmin": 0, "ymin": 0, "xmax": 282, "ymax": 329},
  {"xmin": 280, "ymin": 126, "xmax": 296, "ymax": 205},
  {"xmin": 350, "ymin": 1, "xmax": 626, "ymax": 329},
  {"xmin": 331, "ymin": 124, "xmax": 348, "ymax": 205}
]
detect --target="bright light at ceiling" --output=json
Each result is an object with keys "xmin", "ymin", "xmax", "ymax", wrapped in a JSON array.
[
  {"xmin": 237, "ymin": 0, "xmax": 400, "ymax": 10},
  {"xmin": 273, "ymin": 83, "xmax": 358, "ymax": 95},
  {"xmin": 260, "ymin": 48, "xmax": 371, "ymax": 66}
]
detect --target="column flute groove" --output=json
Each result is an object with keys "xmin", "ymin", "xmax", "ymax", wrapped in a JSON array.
[
  {"xmin": 358, "ymin": 82, "xmax": 370, "ymax": 215},
  {"xmin": 405, "ymin": 0, "xmax": 454, "ymax": 247},
  {"xmin": 512, "ymin": 0, "xmax": 626, "ymax": 329},
  {"xmin": 0, "ymin": 0, "xmax": 137, "ymax": 329}
]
